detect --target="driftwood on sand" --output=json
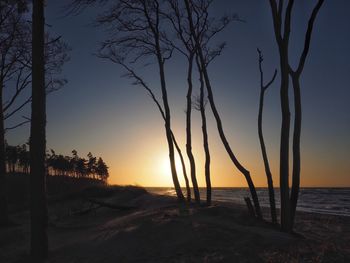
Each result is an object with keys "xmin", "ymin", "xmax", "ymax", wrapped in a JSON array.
[{"xmin": 74, "ymin": 198, "xmax": 137, "ymax": 216}]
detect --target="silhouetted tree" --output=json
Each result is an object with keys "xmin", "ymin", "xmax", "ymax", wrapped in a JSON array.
[
  {"xmin": 172, "ymin": 136, "xmax": 191, "ymax": 201},
  {"xmin": 193, "ymin": 56, "xmax": 211, "ymax": 205},
  {"xmin": 5, "ymin": 144, "xmax": 18, "ymax": 173},
  {"xmin": 4, "ymin": 143, "xmax": 29, "ymax": 173},
  {"xmin": 30, "ymin": 0, "xmax": 48, "ymax": 259},
  {"xmin": 87, "ymin": 152, "xmax": 96, "ymax": 178},
  {"xmin": 76, "ymin": 157, "xmax": 87, "ymax": 178},
  {"xmin": 0, "ymin": 1, "xmax": 68, "ymax": 226},
  {"xmin": 96, "ymin": 157, "xmax": 109, "ymax": 182},
  {"xmin": 96, "ymin": 0, "xmax": 184, "ymax": 201},
  {"xmin": 18, "ymin": 144, "xmax": 29, "ymax": 173},
  {"xmin": 4, "ymin": 31, "xmax": 69, "ymax": 131},
  {"xmin": 112, "ymin": 60, "xmax": 191, "ymax": 201},
  {"xmin": 0, "ymin": 0, "xmax": 27, "ymax": 226},
  {"xmin": 183, "ymin": 0, "xmax": 262, "ymax": 218},
  {"xmin": 46, "ymin": 149, "xmax": 108, "ymax": 180},
  {"xmin": 257, "ymin": 48, "xmax": 277, "ymax": 224},
  {"xmin": 163, "ymin": 0, "xmax": 200, "ymax": 203},
  {"xmin": 70, "ymin": 149, "xmax": 79, "ymax": 177},
  {"xmin": 268, "ymin": 0, "xmax": 324, "ymax": 232}
]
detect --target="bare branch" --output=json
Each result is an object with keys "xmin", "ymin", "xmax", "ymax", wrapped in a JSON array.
[
  {"xmin": 116, "ymin": 58, "xmax": 166, "ymax": 119},
  {"xmin": 5, "ymin": 116, "xmax": 30, "ymax": 132},
  {"xmin": 257, "ymin": 48, "xmax": 277, "ymax": 91},
  {"xmin": 3, "ymin": 69, "xmax": 31, "ymax": 112},
  {"xmin": 269, "ymin": 0, "xmax": 283, "ymax": 44},
  {"xmin": 283, "ymin": 0, "xmax": 294, "ymax": 43},
  {"xmin": 4, "ymin": 96, "xmax": 31, "ymax": 120},
  {"xmin": 295, "ymin": 0, "xmax": 324, "ymax": 76}
]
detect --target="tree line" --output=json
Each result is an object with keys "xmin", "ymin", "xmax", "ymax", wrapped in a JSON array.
[
  {"xmin": 5, "ymin": 143, "xmax": 109, "ymax": 182},
  {"xmin": 47, "ymin": 149, "xmax": 109, "ymax": 181}
]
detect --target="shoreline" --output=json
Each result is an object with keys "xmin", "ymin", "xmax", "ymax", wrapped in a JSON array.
[{"xmin": 148, "ymin": 187, "xmax": 350, "ymax": 218}]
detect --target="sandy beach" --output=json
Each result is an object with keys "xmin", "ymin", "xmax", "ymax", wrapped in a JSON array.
[{"xmin": 0, "ymin": 185, "xmax": 349, "ymax": 263}]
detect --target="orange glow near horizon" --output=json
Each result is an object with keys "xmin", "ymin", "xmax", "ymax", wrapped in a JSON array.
[
  {"xmin": 82, "ymin": 115, "xmax": 349, "ymax": 189},
  {"xmin": 105, "ymin": 128, "xmax": 350, "ymax": 188}
]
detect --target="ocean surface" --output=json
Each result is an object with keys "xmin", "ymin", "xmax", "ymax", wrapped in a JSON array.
[{"xmin": 146, "ymin": 187, "xmax": 350, "ymax": 217}]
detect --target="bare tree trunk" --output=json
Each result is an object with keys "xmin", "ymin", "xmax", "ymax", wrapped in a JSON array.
[
  {"xmin": 147, "ymin": 3, "xmax": 184, "ymax": 202},
  {"xmin": 0, "ymin": 83, "xmax": 8, "ymax": 225},
  {"xmin": 279, "ymin": 53, "xmax": 292, "ymax": 232},
  {"xmin": 30, "ymin": 0, "xmax": 48, "ymax": 259},
  {"xmin": 257, "ymin": 49, "xmax": 277, "ymax": 224},
  {"xmin": 113, "ymin": 59, "xmax": 187, "ymax": 202},
  {"xmin": 290, "ymin": 0, "xmax": 324, "ymax": 228},
  {"xmin": 258, "ymin": 89, "xmax": 277, "ymax": 224},
  {"xmin": 269, "ymin": 0, "xmax": 324, "ymax": 232},
  {"xmin": 157, "ymin": 54, "xmax": 184, "ymax": 201},
  {"xmin": 290, "ymin": 73, "xmax": 301, "ymax": 226},
  {"xmin": 172, "ymin": 133, "xmax": 191, "ymax": 201},
  {"xmin": 198, "ymin": 62, "xmax": 211, "ymax": 206},
  {"xmin": 184, "ymin": 0, "xmax": 262, "ymax": 218},
  {"xmin": 186, "ymin": 54, "xmax": 200, "ymax": 204},
  {"xmin": 268, "ymin": 0, "xmax": 292, "ymax": 232}
]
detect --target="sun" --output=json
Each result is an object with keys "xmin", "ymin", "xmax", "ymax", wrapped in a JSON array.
[
  {"xmin": 159, "ymin": 155, "xmax": 183, "ymax": 178},
  {"xmin": 150, "ymin": 152, "xmax": 189, "ymax": 187}
]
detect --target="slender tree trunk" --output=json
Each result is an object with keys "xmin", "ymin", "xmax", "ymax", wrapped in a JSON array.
[
  {"xmin": 290, "ymin": 73, "xmax": 301, "ymax": 226},
  {"xmin": 171, "ymin": 132, "xmax": 191, "ymax": 201},
  {"xmin": 279, "ymin": 50, "xmax": 292, "ymax": 232},
  {"xmin": 258, "ymin": 88, "xmax": 277, "ymax": 224},
  {"xmin": 186, "ymin": 54, "xmax": 200, "ymax": 203},
  {"xmin": 0, "ymin": 82, "xmax": 8, "ymax": 225},
  {"xmin": 30, "ymin": 0, "xmax": 48, "ymax": 259},
  {"xmin": 268, "ymin": 0, "xmax": 292, "ymax": 232},
  {"xmin": 198, "ymin": 63, "xmax": 211, "ymax": 206},
  {"xmin": 184, "ymin": 0, "xmax": 262, "ymax": 218},
  {"xmin": 269, "ymin": 0, "xmax": 323, "ymax": 233},
  {"xmin": 157, "ymin": 52, "xmax": 184, "ymax": 201},
  {"xmin": 257, "ymin": 48, "xmax": 277, "ymax": 223},
  {"xmin": 201, "ymin": 42, "xmax": 262, "ymax": 217}
]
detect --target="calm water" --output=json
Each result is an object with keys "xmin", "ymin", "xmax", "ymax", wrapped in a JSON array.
[{"xmin": 146, "ymin": 187, "xmax": 350, "ymax": 217}]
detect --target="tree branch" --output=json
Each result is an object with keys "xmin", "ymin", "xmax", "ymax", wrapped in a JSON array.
[
  {"xmin": 257, "ymin": 48, "xmax": 277, "ymax": 91},
  {"xmin": 5, "ymin": 116, "xmax": 30, "ymax": 132},
  {"xmin": 295, "ymin": 0, "xmax": 324, "ymax": 76}
]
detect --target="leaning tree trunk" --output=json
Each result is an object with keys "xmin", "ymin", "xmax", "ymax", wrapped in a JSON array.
[
  {"xmin": 290, "ymin": 73, "xmax": 301, "ymax": 227},
  {"xmin": 200, "ymin": 41, "xmax": 262, "ymax": 217},
  {"xmin": 186, "ymin": 54, "xmax": 200, "ymax": 204},
  {"xmin": 30, "ymin": 0, "xmax": 48, "ymax": 259},
  {"xmin": 116, "ymin": 61, "xmax": 189, "ymax": 202},
  {"xmin": 0, "ymin": 83, "xmax": 8, "ymax": 225},
  {"xmin": 198, "ymin": 63, "xmax": 211, "ymax": 206},
  {"xmin": 172, "ymin": 133, "xmax": 191, "ymax": 201},
  {"xmin": 156, "ymin": 50, "xmax": 184, "ymax": 201},
  {"xmin": 184, "ymin": 0, "xmax": 262, "ymax": 218}
]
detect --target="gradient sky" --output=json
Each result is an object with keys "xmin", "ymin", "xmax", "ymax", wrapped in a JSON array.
[{"xmin": 6, "ymin": 0, "xmax": 350, "ymax": 187}]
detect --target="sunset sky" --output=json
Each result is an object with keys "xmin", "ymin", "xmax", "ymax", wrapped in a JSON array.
[{"xmin": 6, "ymin": 1, "xmax": 350, "ymax": 187}]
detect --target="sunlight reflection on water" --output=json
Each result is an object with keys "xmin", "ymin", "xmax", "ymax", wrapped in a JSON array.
[{"xmin": 146, "ymin": 187, "xmax": 350, "ymax": 217}]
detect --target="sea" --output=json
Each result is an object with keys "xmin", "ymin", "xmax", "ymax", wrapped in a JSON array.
[{"xmin": 146, "ymin": 187, "xmax": 350, "ymax": 217}]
